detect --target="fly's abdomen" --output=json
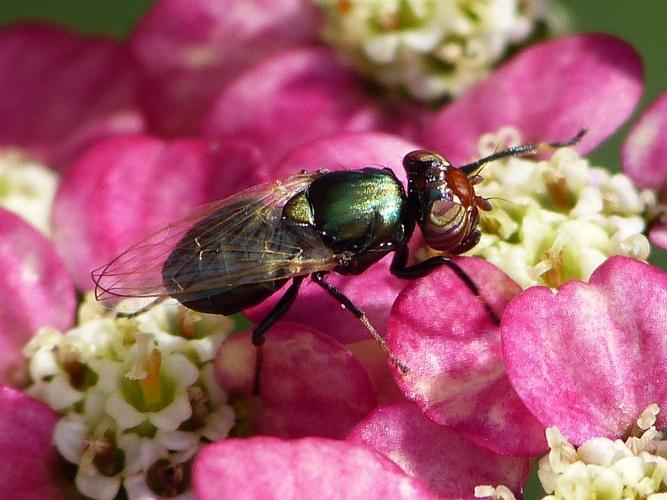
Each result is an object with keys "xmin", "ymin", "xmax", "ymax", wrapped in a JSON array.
[{"xmin": 162, "ymin": 201, "xmax": 300, "ymax": 315}]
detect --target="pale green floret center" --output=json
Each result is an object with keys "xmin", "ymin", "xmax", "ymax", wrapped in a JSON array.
[
  {"xmin": 313, "ymin": 0, "xmax": 561, "ymax": 100},
  {"xmin": 538, "ymin": 405, "xmax": 667, "ymax": 500},
  {"xmin": 24, "ymin": 295, "xmax": 236, "ymax": 500},
  {"xmin": 475, "ymin": 405, "xmax": 667, "ymax": 500},
  {"xmin": 468, "ymin": 128, "xmax": 651, "ymax": 288}
]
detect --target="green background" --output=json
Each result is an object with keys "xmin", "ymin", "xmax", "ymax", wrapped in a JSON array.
[{"xmin": 1, "ymin": 1, "xmax": 665, "ymax": 498}]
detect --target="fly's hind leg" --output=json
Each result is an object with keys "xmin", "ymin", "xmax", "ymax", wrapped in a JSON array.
[
  {"xmin": 250, "ymin": 276, "xmax": 304, "ymax": 394},
  {"xmin": 311, "ymin": 272, "xmax": 409, "ymax": 374}
]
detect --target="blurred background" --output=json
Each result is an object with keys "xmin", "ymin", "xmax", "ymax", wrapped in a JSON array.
[{"xmin": 1, "ymin": 0, "xmax": 665, "ymax": 170}]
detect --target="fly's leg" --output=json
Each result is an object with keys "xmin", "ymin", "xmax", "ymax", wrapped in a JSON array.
[
  {"xmin": 311, "ymin": 272, "xmax": 409, "ymax": 374},
  {"xmin": 251, "ymin": 276, "xmax": 304, "ymax": 394},
  {"xmin": 389, "ymin": 246, "xmax": 499, "ymax": 323}
]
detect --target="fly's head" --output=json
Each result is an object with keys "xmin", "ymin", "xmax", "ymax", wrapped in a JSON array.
[{"xmin": 403, "ymin": 150, "xmax": 492, "ymax": 255}]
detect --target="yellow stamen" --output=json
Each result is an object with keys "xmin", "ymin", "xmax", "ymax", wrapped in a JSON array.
[{"xmin": 139, "ymin": 348, "xmax": 162, "ymax": 406}]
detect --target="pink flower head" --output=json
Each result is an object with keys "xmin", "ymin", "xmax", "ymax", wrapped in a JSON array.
[
  {"xmin": 201, "ymin": 46, "xmax": 422, "ymax": 163},
  {"xmin": 0, "ymin": 24, "xmax": 143, "ymax": 170},
  {"xmin": 423, "ymin": 34, "xmax": 643, "ymax": 165},
  {"xmin": 502, "ymin": 256, "xmax": 667, "ymax": 445},
  {"xmin": 622, "ymin": 90, "xmax": 667, "ymax": 248},
  {"xmin": 0, "ymin": 209, "xmax": 75, "ymax": 385},
  {"xmin": 193, "ymin": 436, "xmax": 433, "ymax": 500},
  {"xmin": 130, "ymin": 0, "xmax": 320, "ymax": 136},
  {"xmin": 51, "ymin": 135, "xmax": 267, "ymax": 290},
  {"xmin": 387, "ymin": 257, "xmax": 548, "ymax": 456},
  {"xmin": 348, "ymin": 402, "xmax": 529, "ymax": 499},
  {"xmin": 0, "ymin": 386, "xmax": 73, "ymax": 499},
  {"xmin": 388, "ymin": 255, "xmax": 667, "ymax": 458},
  {"xmin": 215, "ymin": 322, "xmax": 377, "ymax": 440}
]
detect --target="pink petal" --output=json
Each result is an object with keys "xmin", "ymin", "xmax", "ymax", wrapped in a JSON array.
[
  {"xmin": 0, "ymin": 386, "xmax": 72, "ymax": 499},
  {"xmin": 387, "ymin": 257, "xmax": 548, "ymax": 456},
  {"xmin": 622, "ymin": 90, "xmax": 667, "ymax": 189},
  {"xmin": 51, "ymin": 135, "xmax": 266, "ymax": 290},
  {"xmin": 274, "ymin": 131, "xmax": 420, "ymax": 184},
  {"xmin": 423, "ymin": 34, "xmax": 643, "ymax": 165},
  {"xmin": 130, "ymin": 0, "xmax": 320, "ymax": 136},
  {"xmin": 348, "ymin": 402, "xmax": 529, "ymax": 498},
  {"xmin": 347, "ymin": 340, "xmax": 406, "ymax": 405},
  {"xmin": 246, "ymin": 132, "xmax": 421, "ymax": 343},
  {"xmin": 215, "ymin": 322, "xmax": 376, "ymax": 439},
  {"xmin": 0, "ymin": 209, "xmax": 76, "ymax": 385},
  {"xmin": 202, "ymin": 47, "xmax": 405, "ymax": 161},
  {"xmin": 502, "ymin": 256, "xmax": 667, "ymax": 444},
  {"xmin": 194, "ymin": 436, "xmax": 433, "ymax": 500},
  {"xmin": 0, "ymin": 24, "xmax": 142, "ymax": 169},
  {"xmin": 649, "ymin": 223, "xmax": 667, "ymax": 250}
]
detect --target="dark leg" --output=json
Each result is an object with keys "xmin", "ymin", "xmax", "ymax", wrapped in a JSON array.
[
  {"xmin": 251, "ymin": 276, "xmax": 304, "ymax": 346},
  {"xmin": 390, "ymin": 247, "xmax": 499, "ymax": 323},
  {"xmin": 312, "ymin": 272, "xmax": 409, "ymax": 374},
  {"xmin": 251, "ymin": 276, "xmax": 304, "ymax": 394}
]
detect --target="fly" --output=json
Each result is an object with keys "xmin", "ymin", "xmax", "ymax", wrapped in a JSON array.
[{"xmin": 92, "ymin": 129, "xmax": 586, "ymax": 374}]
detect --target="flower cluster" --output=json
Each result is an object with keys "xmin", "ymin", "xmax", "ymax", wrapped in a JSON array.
[
  {"xmin": 0, "ymin": 1, "xmax": 667, "ymax": 499},
  {"xmin": 0, "ymin": 150, "xmax": 58, "ymax": 234},
  {"xmin": 470, "ymin": 128, "xmax": 650, "ymax": 288},
  {"xmin": 538, "ymin": 405, "xmax": 667, "ymax": 499},
  {"xmin": 316, "ymin": 0, "xmax": 557, "ymax": 100},
  {"xmin": 24, "ymin": 295, "xmax": 235, "ymax": 499}
]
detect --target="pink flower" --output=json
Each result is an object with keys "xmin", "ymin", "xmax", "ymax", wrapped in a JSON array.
[
  {"xmin": 622, "ymin": 90, "xmax": 667, "ymax": 248},
  {"xmin": 51, "ymin": 134, "xmax": 268, "ymax": 290},
  {"xmin": 214, "ymin": 322, "xmax": 377, "ymax": 440},
  {"xmin": 422, "ymin": 33, "xmax": 642, "ymax": 165},
  {"xmin": 387, "ymin": 253, "xmax": 667, "ymax": 458},
  {"xmin": 502, "ymin": 256, "xmax": 667, "ymax": 444},
  {"xmin": 129, "ymin": 0, "xmax": 321, "ymax": 136},
  {"xmin": 387, "ymin": 257, "xmax": 547, "ymax": 456},
  {"xmin": 0, "ymin": 6, "xmax": 653, "ymax": 498},
  {"xmin": 0, "ymin": 386, "xmax": 72, "ymax": 499},
  {"xmin": 193, "ymin": 436, "xmax": 434, "ymax": 500},
  {"xmin": 0, "ymin": 24, "xmax": 143, "ymax": 170},
  {"xmin": 129, "ymin": 0, "xmax": 424, "ymax": 160},
  {"xmin": 0, "ymin": 209, "xmax": 76, "ymax": 385},
  {"xmin": 348, "ymin": 402, "xmax": 529, "ymax": 499}
]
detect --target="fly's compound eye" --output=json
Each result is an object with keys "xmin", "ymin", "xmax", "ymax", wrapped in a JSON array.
[{"xmin": 403, "ymin": 150, "xmax": 448, "ymax": 175}]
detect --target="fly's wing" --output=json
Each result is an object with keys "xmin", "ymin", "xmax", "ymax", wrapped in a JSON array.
[{"xmin": 92, "ymin": 172, "xmax": 340, "ymax": 311}]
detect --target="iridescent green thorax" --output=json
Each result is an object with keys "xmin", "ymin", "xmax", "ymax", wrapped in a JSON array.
[{"xmin": 305, "ymin": 168, "xmax": 410, "ymax": 253}]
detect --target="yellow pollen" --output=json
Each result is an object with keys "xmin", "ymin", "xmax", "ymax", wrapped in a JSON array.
[{"xmin": 139, "ymin": 348, "xmax": 162, "ymax": 406}]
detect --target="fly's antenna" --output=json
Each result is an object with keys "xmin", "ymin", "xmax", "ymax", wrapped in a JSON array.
[{"xmin": 459, "ymin": 128, "xmax": 587, "ymax": 175}]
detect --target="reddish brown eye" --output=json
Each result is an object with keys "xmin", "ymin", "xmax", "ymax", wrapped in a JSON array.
[{"xmin": 444, "ymin": 168, "xmax": 475, "ymax": 206}]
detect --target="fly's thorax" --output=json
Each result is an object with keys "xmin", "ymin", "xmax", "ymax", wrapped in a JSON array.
[{"xmin": 288, "ymin": 168, "xmax": 412, "ymax": 273}]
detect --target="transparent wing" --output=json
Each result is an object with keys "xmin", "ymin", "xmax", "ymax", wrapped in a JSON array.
[{"xmin": 92, "ymin": 172, "xmax": 340, "ymax": 309}]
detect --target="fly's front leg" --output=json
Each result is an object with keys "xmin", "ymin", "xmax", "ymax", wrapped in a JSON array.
[
  {"xmin": 251, "ymin": 276, "xmax": 304, "ymax": 394},
  {"xmin": 389, "ymin": 246, "xmax": 498, "ymax": 323},
  {"xmin": 251, "ymin": 276, "xmax": 304, "ymax": 345},
  {"xmin": 312, "ymin": 272, "xmax": 409, "ymax": 374}
]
